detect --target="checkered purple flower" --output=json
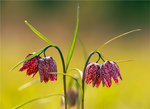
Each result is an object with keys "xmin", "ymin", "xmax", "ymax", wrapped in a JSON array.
[
  {"xmin": 19, "ymin": 53, "xmax": 39, "ymax": 78},
  {"xmin": 84, "ymin": 61, "xmax": 122, "ymax": 88},
  {"xmin": 38, "ymin": 57, "xmax": 57, "ymax": 83}
]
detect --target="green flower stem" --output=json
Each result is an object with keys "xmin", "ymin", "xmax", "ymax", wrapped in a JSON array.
[
  {"xmin": 81, "ymin": 51, "xmax": 102, "ymax": 109},
  {"xmin": 54, "ymin": 46, "xmax": 67, "ymax": 109},
  {"xmin": 43, "ymin": 45, "xmax": 67, "ymax": 109}
]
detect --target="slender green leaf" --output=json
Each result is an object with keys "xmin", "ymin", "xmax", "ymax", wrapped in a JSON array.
[
  {"xmin": 18, "ymin": 79, "xmax": 39, "ymax": 91},
  {"xmin": 10, "ymin": 48, "xmax": 44, "ymax": 71},
  {"xmin": 115, "ymin": 59, "xmax": 136, "ymax": 63},
  {"xmin": 25, "ymin": 20, "xmax": 54, "ymax": 46},
  {"xmin": 78, "ymin": 37, "xmax": 88, "ymax": 61},
  {"xmin": 101, "ymin": 55, "xmax": 136, "ymax": 63},
  {"xmin": 95, "ymin": 29, "xmax": 141, "ymax": 52},
  {"xmin": 66, "ymin": 5, "xmax": 80, "ymax": 71},
  {"xmin": 13, "ymin": 94, "xmax": 64, "ymax": 109}
]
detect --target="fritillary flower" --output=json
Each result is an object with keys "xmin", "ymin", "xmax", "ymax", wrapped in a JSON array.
[
  {"xmin": 101, "ymin": 61, "xmax": 122, "ymax": 87},
  {"xmin": 84, "ymin": 62, "xmax": 101, "ymax": 87},
  {"xmin": 84, "ymin": 61, "xmax": 122, "ymax": 88},
  {"xmin": 19, "ymin": 53, "xmax": 40, "ymax": 77},
  {"xmin": 38, "ymin": 57, "xmax": 57, "ymax": 83}
]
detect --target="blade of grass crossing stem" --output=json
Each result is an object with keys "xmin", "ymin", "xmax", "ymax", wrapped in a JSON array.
[
  {"xmin": 66, "ymin": 5, "xmax": 79, "ymax": 71},
  {"xmin": 18, "ymin": 79, "xmax": 39, "ymax": 91},
  {"xmin": 68, "ymin": 68, "xmax": 83, "ymax": 79},
  {"xmin": 13, "ymin": 94, "xmax": 64, "ymax": 109},
  {"xmin": 10, "ymin": 48, "xmax": 44, "ymax": 71},
  {"xmin": 25, "ymin": 20, "xmax": 54, "ymax": 46},
  {"xmin": 95, "ymin": 29, "xmax": 141, "ymax": 52},
  {"xmin": 51, "ymin": 72, "xmax": 83, "ymax": 100}
]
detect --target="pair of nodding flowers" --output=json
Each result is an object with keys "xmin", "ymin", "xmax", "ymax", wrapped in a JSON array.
[
  {"xmin": 84, "ymin": 61, "xmax": 122, "ymax": 88},
  {"xmin": 19, "ymin": 53, "xmax": 57, "ymax": 83}
]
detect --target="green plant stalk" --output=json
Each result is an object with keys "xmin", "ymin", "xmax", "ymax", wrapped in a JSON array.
[
  {"xmin": 44, "ymin": 45, "xmax": 68, "ymax": 109},
  {"xmin": 12, "ymin": 44, "xmax": 68, "ymax": 109},
  {"xmin": 54, "ymin": 46, "xmax": 67, "ymax": 109},
  {"xmin": 81, "ymin": 51, "xmax": 101, "ymax": 109}
]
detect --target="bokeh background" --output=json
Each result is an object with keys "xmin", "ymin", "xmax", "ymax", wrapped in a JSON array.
[{"xmin": 1, "ymin": 1, "xmax": 150, "ymax": 109}]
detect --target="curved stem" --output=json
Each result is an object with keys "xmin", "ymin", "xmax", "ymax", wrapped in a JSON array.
[
  {"xmin": 100, "ymin": 54, "xmax": 105, "ymax": 62},
  {"xmin": 81, "ymin": 51, "xmax": 101, "ymax": 109},
  {"xmin": 54, "ymin": 46, "xmax": 67, "ymax": 109},
  {"xmin": 42, "ymin": 45, "xmax": 67, "ymax": 109}
]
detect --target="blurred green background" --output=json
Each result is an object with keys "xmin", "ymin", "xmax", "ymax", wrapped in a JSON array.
[{"xmin": 1, "ymin": 1, "xmax": 150, "ymax": 109}]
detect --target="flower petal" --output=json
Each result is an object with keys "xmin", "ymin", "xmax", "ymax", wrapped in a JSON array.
[
  {"xmin": 85, "ymin": 62, "xmax": 97, "ymax": 84},
  {"xmin": 45, "ymin": 57, "xmax": 57, "ymax": 81},
  {"xmin": 92, "ymin": 64, "xmax": 101, "ymax": 87},
  {"xmin": 112, "ymin": 61, "xmax": 122, "ymax": 80},
  {"xmin": 106, "ymin": 61, "xmax": 119, "ymax": 84},
  {"xmin": 101, "ymin": 63, "xmax": 112, "ymax": 87}
]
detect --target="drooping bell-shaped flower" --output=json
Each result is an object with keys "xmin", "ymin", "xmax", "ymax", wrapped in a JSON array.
[
  {"xmin": 84, "ymin": 62, "xmax": 101, "ymax": 87},
  {"xmin": 19, "ymin": 53, "xmax": 39, "ymax": 77},
  {"xmin": 38, "ymin": 57, "xmax": 57, "ymax": 83},
  {"xmin": 100, "ymin": 61, "xmax": 122, "ymax": 87}
]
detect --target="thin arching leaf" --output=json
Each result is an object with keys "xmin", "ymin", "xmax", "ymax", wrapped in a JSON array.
[
  {"xmin": 13, "ymin": 94, "xmax": 64, "ymax": 109},
  {"xmin": 69, "ymin": 68, "xmax": 83, "ymax": 79},
  {"xmin": 78, "ymin": 37, "xmax": 88, "ymax": 61},
  {"xmin": 66, "ymin": 5, "xmax": 80, "ymax": 71},
  {"xmin": 18, "ymin": 79, "xmax": 39, "ymax": 91},
  {"xmin": 25, "ymin": 20, "xmax": 54, "ymax": 46},
  {"xmin": 10, "ymin": 48, "xmax": 44, "ymax": 71},
  {"xmin": 95, "ymin": 29, "xmax": 141, "ymax": 52}
]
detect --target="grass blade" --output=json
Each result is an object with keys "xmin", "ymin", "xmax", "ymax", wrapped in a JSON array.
[
  {"xmin": 78, "ymin": 37, "xmax": 88, "ymax": 61},
  {"xmin": 115, "ymin": 59, "xmax": 136, "ymax": 63},
  {"xmin": 18, "ymin": 79, "xmax": 39, "ymax": 91},
  {"xmin": 101, "ymin": 55, "xmax": 136, "ymax": 63},
  {"xmin": 66, "ymin": 5, "xmax": 80, "ymax": 71},
  {"xmin": 13, "ymin": 94, "xmax": 64, "ymax": 109},
  {"xmin": 25, "ymin": 20, "xmax": 54, "ymax": 46},
  {"xmin": 10, "ymin": 48, "xmax": 44, "ymax": 71},
  {"xmin": 95, "ymin": 29, "xmax": 141, "ymax": 52}
]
